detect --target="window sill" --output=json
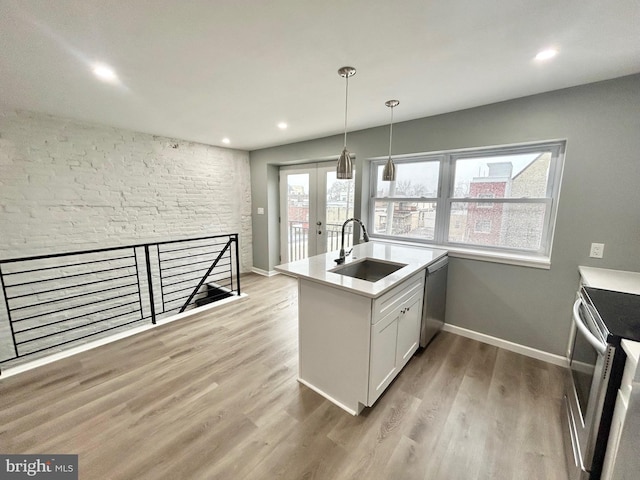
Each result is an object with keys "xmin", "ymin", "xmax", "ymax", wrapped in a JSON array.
[{"xmin": 370, "ymin": 237, "xmax": 551, "ymax": 270}]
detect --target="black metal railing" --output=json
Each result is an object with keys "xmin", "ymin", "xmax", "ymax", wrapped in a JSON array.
[
  {"xmin": 288, "ymin": 223, "xmax": 353, "ymax": 262},
  {"xmin": 0, "ymin": 234, "xmax": 240, "ymax": 369}
]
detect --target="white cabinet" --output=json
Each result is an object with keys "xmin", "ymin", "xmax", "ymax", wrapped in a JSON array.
[
  {"xmin": 396, "ymin": 291, "xmax": 423, "ymax": 367},
  {"xmin": 297, "ymin": 269, "xmax": 426, "ymax": 415},
  {"xmin": 601, "ymin": 340, "xmax": 640, "ymax": 480},
  {"xmin": 368, "ymin": 274, "xmax": 424, "ymax": 405},
  {"xmin": 369, "ymin": 309, "xmax": 399, "ymax": 404}
]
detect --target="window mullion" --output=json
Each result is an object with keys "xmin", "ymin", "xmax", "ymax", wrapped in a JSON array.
[{"xmin": 434, "ymin": 153, "xmax": 452, "ymax": 245}]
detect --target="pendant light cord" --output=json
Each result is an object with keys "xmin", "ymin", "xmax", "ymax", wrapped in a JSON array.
[
  {"xmin": 343, "ymin": 75, "xmax": 349, "ymax": 148},
  {"xmin": 388, "ymin": 106, "xmax": 394, "ymax": 159}
]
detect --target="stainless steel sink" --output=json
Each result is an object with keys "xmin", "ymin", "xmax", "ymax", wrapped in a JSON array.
[{"xmin": 331, "ymin": 258, "xmax": 406, "ymax": 282}]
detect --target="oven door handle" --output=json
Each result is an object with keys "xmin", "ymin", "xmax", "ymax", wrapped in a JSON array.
[{"xmin": 572, "ymin": 298, "xmax": 607, "ymax": 355}]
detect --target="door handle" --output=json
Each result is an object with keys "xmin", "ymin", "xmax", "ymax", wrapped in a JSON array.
[
  {"xmin": 572, "ymin": 299, "xmax": 606, "ymax": 355},
  {"xmin": 316, "ymin": 221, "xmax": 322, "ymax": 226}
]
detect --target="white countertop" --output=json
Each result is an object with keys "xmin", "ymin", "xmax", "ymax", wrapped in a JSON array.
[
  {"xmin": 579, "ymin": 266, "xmax": 640, "ymax": 295},
  {"xmin": 275, "ymin": 242, "xmax": 448, "ymax": 298}
]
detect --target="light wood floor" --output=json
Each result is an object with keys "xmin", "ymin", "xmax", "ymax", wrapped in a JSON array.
[{"xmin": 0, "ymin": 273, "xmax": 569, "ymax": 480}]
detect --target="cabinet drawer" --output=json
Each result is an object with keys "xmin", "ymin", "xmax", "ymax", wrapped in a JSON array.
[{"xmin": 372, "ymin": 270, "xmax": 425, "ymax": 324}]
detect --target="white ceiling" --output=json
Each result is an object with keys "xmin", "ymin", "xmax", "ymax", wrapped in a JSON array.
[{"xmin": 1, "ymin": 0, "xmax": 639, "ymax": 151}]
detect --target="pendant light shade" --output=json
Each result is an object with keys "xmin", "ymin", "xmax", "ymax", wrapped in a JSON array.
[
  {"xmin": 337, "ymin": 147, "xmax": 352, "ymax": 179},
  {"xmin": 382, "ymin": 100, "xmax": 399, "ymax": 182},
  {"xmin": 336, "ymin": 66, "xmax": 356, "ymax": 179},
  {"xmin": 382, "ymin": 157, "xmax": 395, "ymax": 181}
]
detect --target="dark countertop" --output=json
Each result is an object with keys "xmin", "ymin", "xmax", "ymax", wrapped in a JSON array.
[{"xmin": 584, "ymin": 286, "xmax": 640, "ymax": 343}]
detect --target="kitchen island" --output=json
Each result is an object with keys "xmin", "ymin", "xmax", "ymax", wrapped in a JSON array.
[{"xmin": 276, "ymin": 242, "xmax": 447, "ymax": 415}]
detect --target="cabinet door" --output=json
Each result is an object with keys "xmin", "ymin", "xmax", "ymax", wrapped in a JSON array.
[
  {"xmin": 396, "ymin": 292, "xmax": 423, "ymax": 370},
  {"xmin": 368, "ymin": 311, "xmax": 399, "ymax": 405}
]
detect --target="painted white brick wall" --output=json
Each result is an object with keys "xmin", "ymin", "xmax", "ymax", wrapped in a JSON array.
[{"xmin": 0, "ymin": 109, "xmax": 253, "ymax": 270}]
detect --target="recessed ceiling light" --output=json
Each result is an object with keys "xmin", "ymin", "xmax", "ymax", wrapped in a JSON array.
[
  {"xmin": 535, "ymin": 48, "xmax": 558, "ymax": 61},
  {"xmin": 278, "ymin": 122, "xmax": 288, "ymax": 130},
  {"xmin": 222, "ymin": 138, "xmax": 230, "ymax": 145},
  {"xmin": 92, "ymin": 63, "xmax": 118, "ymax": 82}
]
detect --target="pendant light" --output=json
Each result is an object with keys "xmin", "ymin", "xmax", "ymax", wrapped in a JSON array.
[
  {"xmin": 382, "ymin": 100, "xmax": 399, "ymax": 181},
  {"xmin": 336, "ymin": 66, "xmax": 356, "ymax": 179}
]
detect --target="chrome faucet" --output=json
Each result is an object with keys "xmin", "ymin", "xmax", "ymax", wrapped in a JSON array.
[{"xmin": 335, "ymin": 218, "xmax": 370, "ymax": 264}]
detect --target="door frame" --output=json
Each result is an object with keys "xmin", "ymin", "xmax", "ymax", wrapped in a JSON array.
[{"xmin": 279, "ymin": 161, "xmax": 354, "ymax": 263}]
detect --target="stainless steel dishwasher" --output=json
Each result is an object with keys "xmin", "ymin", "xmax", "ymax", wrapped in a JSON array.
[{"xmin": 420, "ymin": 256, "xmax": 448, "ymax": 347}]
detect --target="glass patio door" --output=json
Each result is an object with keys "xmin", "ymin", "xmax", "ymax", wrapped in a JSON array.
[{"xmin": 280, "ymin": 162, "xmax": 355, "ymax": 263}]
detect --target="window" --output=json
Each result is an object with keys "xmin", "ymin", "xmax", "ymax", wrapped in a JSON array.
[
  {"xmin": 477, "ymin": 193, "xmax": 494, "ymax": 208},
  {"xmin": 371, "ymin": 156, "xmax": 440, "ymax": 240},
  {"xmin": 369, "ymin": 141, "xmax": 565, "ymax": 260},
  {"xmin": 474, "ymin": 219, "xmax": 492, "ymax": 233}
]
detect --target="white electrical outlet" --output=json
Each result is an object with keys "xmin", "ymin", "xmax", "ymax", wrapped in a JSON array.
[{"xmin": 590, "ymin": 243, "xmax": 605, "ymax": 259}]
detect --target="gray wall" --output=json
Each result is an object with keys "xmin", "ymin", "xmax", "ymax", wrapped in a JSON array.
[{"xmin": 250, "ymin": 74, "xmax": 640, "ymax": 356}]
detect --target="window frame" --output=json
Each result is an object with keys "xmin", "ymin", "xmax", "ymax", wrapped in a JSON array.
[
  {"xmin": 368, "ymin": 140, "xmax": 566, "ymax": 264},
  {"xmin": 369, "ymin": 152, "xmax": 443, "ymax": 242}
]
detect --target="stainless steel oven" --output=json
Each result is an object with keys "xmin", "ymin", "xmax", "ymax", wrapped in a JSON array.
[{"xmin": 562, "ymin": 288, "xmax": 627, "ymax": 480}]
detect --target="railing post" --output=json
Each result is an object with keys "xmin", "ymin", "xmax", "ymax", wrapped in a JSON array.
[
  {"xmin": 0, "ymin": 265, "xmax": 19, "ymax": 360},
  {"xmin": 133, "ymin": 247, "xmax": 144, "ymax": 321},
  {"xmin": 234, "ymin": 234, "xmax": 241, "ymax": 295},
  {"xmin": 144, "ymin": 245, "xmax": 156, "ymax": 324},
  {"xmin": 156, "ymin": 245, "xmax": 165, "ymax": 313}
]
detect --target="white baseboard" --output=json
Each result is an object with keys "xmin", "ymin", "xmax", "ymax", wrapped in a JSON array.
[
  {"xmin": 251, "ymin": 267, "xmax": 279, "ymax": 277},
  {"xmin": 442, "ymin": 324, "xmax": 569, "ymax": 367}
]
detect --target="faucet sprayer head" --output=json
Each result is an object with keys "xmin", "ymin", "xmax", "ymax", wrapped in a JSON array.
[{"xmin": 359, "ymin": 222, "xmax": 370, "ymax": 242}]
